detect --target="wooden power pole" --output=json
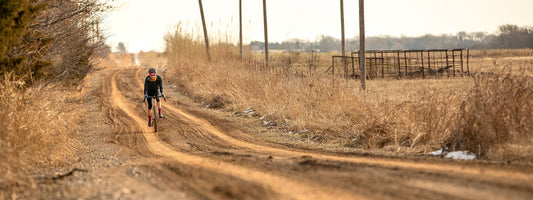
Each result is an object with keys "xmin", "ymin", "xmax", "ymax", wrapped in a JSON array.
[
  {"xmin": 262, "ymin": 0, "xmax": 269, "ymax": 68},
  {"xmin": 340, "ymin": 0, "xmax": 346, "ymax": 78},
  {"xmin": 239, "ymin": 0, "xmax": 243, "ymax": 60},
  {"xmin": 198, "ymin": 0, "xmax": 211, "ymax": 62},
  {"xmin": 359, "ymin": 0, "xmax": 366, "ymax": 90}
]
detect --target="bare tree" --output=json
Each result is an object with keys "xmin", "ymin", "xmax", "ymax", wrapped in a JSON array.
[
  {"xmin": 117, "ymin": 42, "xmax": 128, "ymax": 54},
  {"xmin": 30, "ymin": 0, "xmax": 114, "ymax": 83}
]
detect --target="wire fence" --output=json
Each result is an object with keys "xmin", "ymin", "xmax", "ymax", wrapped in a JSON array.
[{"xmin": 328, "ymin": 49, "xmax": 470, "ymax": 79}]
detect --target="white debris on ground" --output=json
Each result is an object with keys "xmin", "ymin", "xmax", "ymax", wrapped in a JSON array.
[
  {"xmin": 444, "ymin": 151, "xmax": 476, "ymax": 160},
  {"xmin": 286, "ymin": 129, "xmax": 309, "ymax": 135},
  {"xmin": 429, "ymin": 149, "xmax": 444, "ymax": 156},
  {"xmin": 429, "ymin": 149, "xmax": 477, "ymax": 160},
  {"xmin": 243, "ymin": 107, "xmax": 254, "ymax": 115}
]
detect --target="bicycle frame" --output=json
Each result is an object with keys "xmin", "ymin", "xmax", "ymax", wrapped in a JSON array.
[{"xmin": 143, "ymin": 95, "xmax": 166, "ymax": 132}]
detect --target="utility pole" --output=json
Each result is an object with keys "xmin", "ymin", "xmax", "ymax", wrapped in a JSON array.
[
  {"xmin": 262, "ymin": 0, "xmax": 269, "ymax": 68},
  {"xmin": 340, "ymin": 0, "xmax": 346, "ymax": 78},
  {"xmin": 359, "ymin": 0, "xmax": 366, "ymax": 90},
  {"xmin": 198, "ymin": 0, "xmax": 211, "ymax": 61},
  {"xmin": 239, "ymin": 0, "xmax": 243, "ymax": 60}
]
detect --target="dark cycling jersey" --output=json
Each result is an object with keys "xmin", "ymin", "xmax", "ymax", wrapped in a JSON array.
[{"xmin": 144, "ymin": 75, "xmax": 163, "ymax": 96}]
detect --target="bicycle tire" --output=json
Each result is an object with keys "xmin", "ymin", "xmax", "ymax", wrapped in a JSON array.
[{"xmin": 153, "ymin": 101, "xmax": 158, "ymax": 132}]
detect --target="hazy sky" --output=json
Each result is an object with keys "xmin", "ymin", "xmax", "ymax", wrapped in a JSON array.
[{"xmin": 103, "ymin": 0, "xmax": 533, "ymax": 52}]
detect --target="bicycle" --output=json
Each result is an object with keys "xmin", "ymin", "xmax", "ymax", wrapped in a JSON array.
[{"xmin": 143, "ymin": 94, "xmax": 167, "ymax": 132}]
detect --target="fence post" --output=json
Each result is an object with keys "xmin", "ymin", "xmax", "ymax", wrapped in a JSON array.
[
  {"xmin": 428, "ymin": 51, "xmax": 431, "ymax": 75},
  {"xmin": 397, "ymin": 51, "xmax": 401, "ymax": 77},
  {"xmin": 446, "ymin": 50, "xmax": 450, "ymax": 77},
  {"xmin": 460, "ymin": 49, "xmax": 464, "ymax": 75},
  {"xmin": 452, "ymin": 49, "xmax": 456, "ymax": 77},
  {"xmin": 421, "ymin": 51, "xmax": 425, "ymax": 78},
  {"xmin": 466, "ymin": 48, "xmax": 470, "ymax": 75},
  {"xmin": 404, "ymin": 51, "xmax": 408, "ymax": 76}
]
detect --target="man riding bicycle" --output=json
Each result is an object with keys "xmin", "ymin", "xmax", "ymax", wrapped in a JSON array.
[{"xmin": 144, "ymin": 68, "xmax": 165, "ymax": 127}]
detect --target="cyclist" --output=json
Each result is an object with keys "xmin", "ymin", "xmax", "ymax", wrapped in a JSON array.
[{"xmin": 144, "ymin": 67, "xmax": 165, "ymax": 127}]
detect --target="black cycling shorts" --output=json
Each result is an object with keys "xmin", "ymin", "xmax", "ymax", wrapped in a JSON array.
[{"xmin": 147, "ymin": 97, "xmax": 160, "ymax": 110}]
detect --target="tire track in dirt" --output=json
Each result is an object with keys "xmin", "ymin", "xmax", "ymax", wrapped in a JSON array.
[
  {"xmin": 132, "ymin": 68, "xmax": 533, "ymax": 185},
  {"xmin": 158, "ymin": 111, "xmax": 235, "ymax": 152},
  {"xmin": 130, "ymin": 67, "xmax": 533, "ymax": 199},
  {"xmin": 122, "ymin": 66, "xmax": 533, "ymax": 199},
  {"xmin": 119, "ymin": 68, "xmax": 239, "ymax": 153},
  {"xmin": 100, "ymin": 67, "xmax": 152, "ymax": 157},
  {"xmin": 111, "ymin": 68, "xmax": 362, "ymax": 199}
]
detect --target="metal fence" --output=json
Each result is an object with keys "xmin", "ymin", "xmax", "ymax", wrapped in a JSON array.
[{"xmin": 329, "ymin": 49, "xmax": 470, "ymax": 79}]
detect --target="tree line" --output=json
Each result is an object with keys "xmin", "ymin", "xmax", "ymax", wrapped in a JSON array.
[
  {"xmin": 0, "ymin": 0, "xmax": 112, "ymax": 84},
  {"xmin": 249, "ymin": 24, "xmax": 533, "ymax": 52}
]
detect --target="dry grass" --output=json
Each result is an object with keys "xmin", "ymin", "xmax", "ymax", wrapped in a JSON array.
[
  {"xmin": 469, "ymin": 50, "xmax": 533, "ymax": 76},
  {"xmin": 162, "ymin": 27, "xmax": 533, "ymax": 161},
  {"xmin": 0, "ymin": 74, "xmax": 80, "ymax": 190},
  {"xmin": 166, "ymin": 58, "xmax": 469, "ymax": 148},
  {"xmin": 137, "ymin": 51, "xmax": 167, "ymax": 67},
  {"xmin": 469, "ymin": 49, "xmax": 533, "ymax": 58},
  {"xmin": 453, "ymin": 70, "xmax": 533, "ymax": 158}
]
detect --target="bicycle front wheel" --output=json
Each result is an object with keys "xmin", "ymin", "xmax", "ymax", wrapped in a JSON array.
[{"xmin": 153, "ymin": 104, "xmax": 158, "ymax": 132}]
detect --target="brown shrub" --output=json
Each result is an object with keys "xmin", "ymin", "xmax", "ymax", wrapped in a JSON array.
[
  {"xmin": 451, "ymin": 69, "xmax": 533, "ymax": 157},
  {"xmin": 0, "ymin": 74, "xmax": 80, "ymax": 189}
]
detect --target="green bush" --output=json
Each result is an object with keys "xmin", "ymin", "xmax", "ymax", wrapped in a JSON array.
[{"xmin": 0, "ymin": 0, "xmax": 48, "ymax": 82}]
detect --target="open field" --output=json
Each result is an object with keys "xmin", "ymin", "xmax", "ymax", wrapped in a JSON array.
[{"xmin": 164, "ymin": 29, "xmax": 533, "ymax": 162}]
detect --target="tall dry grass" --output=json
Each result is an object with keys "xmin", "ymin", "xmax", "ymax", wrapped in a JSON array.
[
  {"xmin": 162, "ymin": 26, "xmax": 533, "ymax": 160},
  {"xmin": 0, "ymin": 74, "xmax": 80, "ymax": 190},
  {"xmin": 453, "ymin": 70, "xmax": 533, "ymax": 158},
  {"xmin": 137, "ymin": 51, "xmax": 167, "ymax": 67}
]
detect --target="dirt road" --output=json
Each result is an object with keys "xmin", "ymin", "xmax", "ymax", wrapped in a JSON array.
[{"xmin": 14, "ymin": 64, "xmax": 533, "ymax": 200}]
